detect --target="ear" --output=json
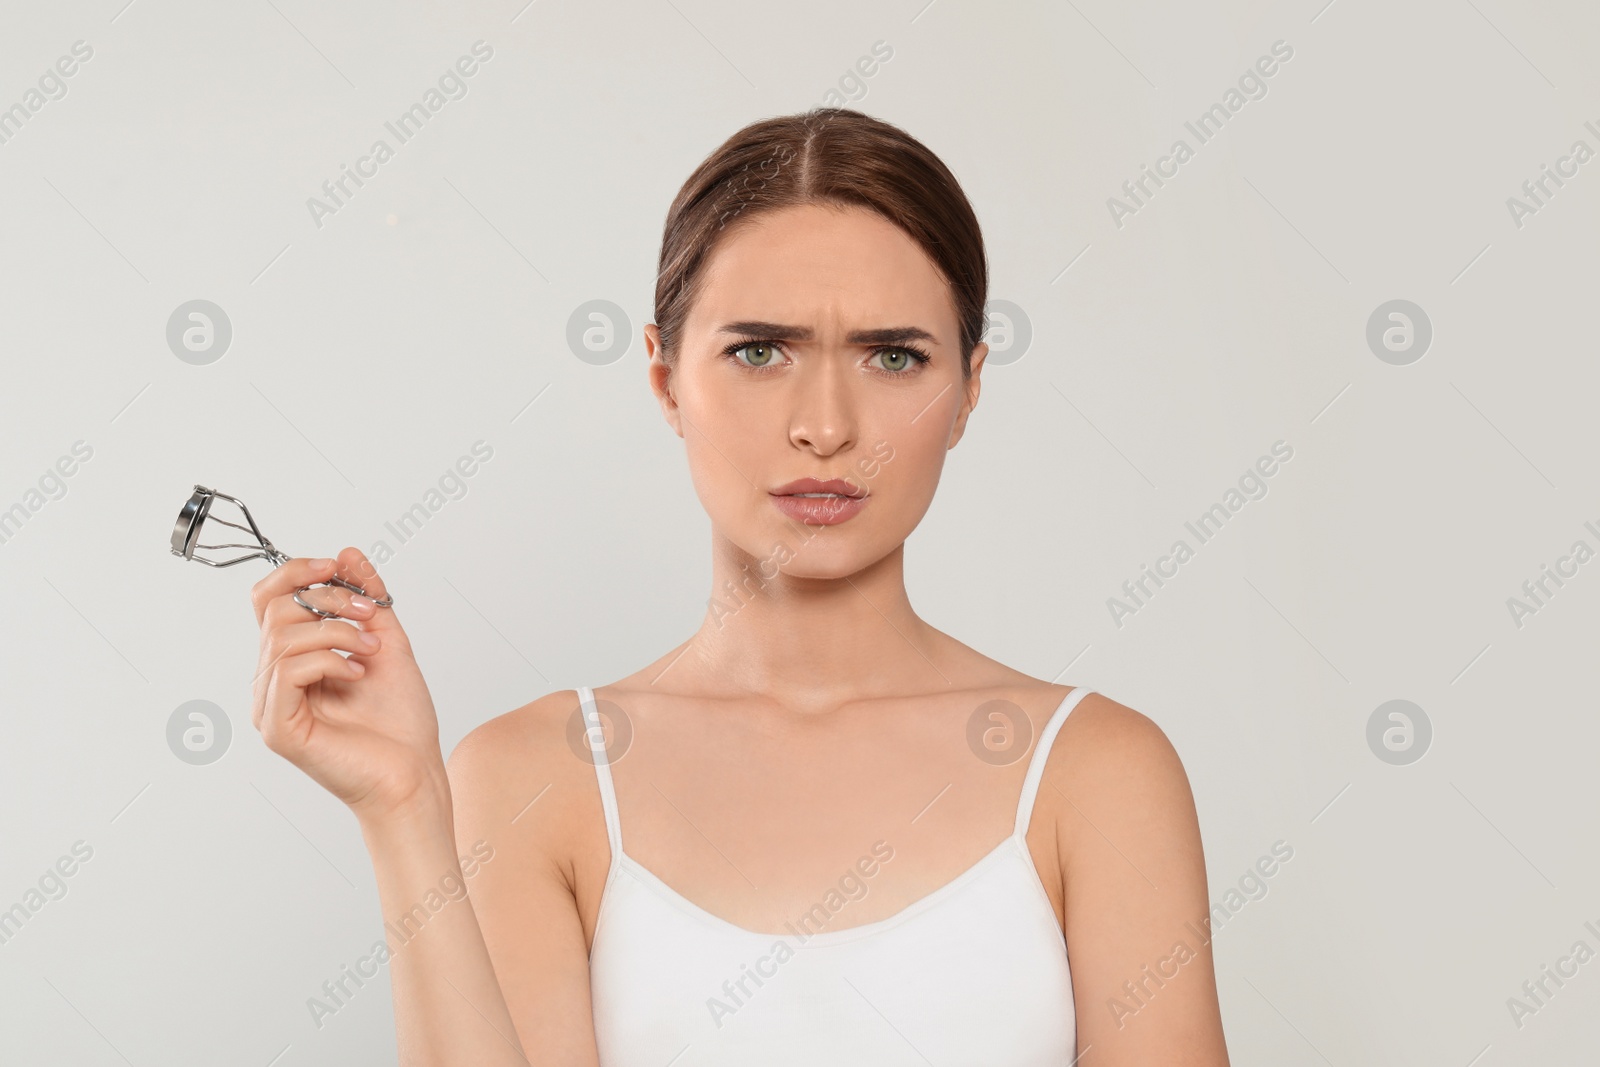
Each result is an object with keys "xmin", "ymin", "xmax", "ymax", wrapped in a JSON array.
[
  {"xmin": 946, "ymin": 340, "xmax": 987, "ymax": 449},
  {"xmin": 645, "ymin": 324, "xmax": 684, "ymax": 438}
]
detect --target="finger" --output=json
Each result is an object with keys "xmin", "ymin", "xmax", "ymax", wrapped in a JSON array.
[
  {"xmin": 251, "ymin": 555, "xmax": 339, "ymax": 626},
  {"xmin": 255, "ymin": 615, "xmax": 374, "ymax": 704},
  {"xmin": 330, "ymin": 545, "xmax": 388, "ymax": 605},
  {"xmin": 328, "ymin": 546, "xmax": 404, "ymax": 636},
  {"xmin": 261, "ymin": 617, "xmax": 380, "ymax": 673},
  {"xmin": 254, "ymin": 610, "xmax": 382, "ymax": 731},
  {"xmin": 261, "ymin": 585, "xmax": 403, "ymax": 651},
  {"xmin": 258, "ymin": 649, "xmax": 365, "ymax": 754},
  {"xmin": 263, "ymin": 583, "xmax": 378, "ymax": 628}
]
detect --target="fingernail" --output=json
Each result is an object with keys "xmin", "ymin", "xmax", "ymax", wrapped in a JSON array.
[
  {"xmin": 311, "ymin": 558, "xmax": 333, "ymax": 569},
  {"xmin": 358, "ymin": 630, "xmax": 380, "ymax": 646},
  {"xmin": 350, "ymin": 594, "xmax": 376, "ymax": 610}
]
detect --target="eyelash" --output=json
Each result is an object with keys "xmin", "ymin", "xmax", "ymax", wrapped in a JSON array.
[{"xmin": 720, "ymin": 337, "xmax": 933, "ymax": 375}]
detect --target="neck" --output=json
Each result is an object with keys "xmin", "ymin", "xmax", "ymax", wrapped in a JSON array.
[{"xmin": 680, "ymin": 530, "xmax": 946, "ymax": 705}]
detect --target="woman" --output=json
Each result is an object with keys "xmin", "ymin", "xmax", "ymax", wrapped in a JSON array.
[{"xmin": 249, "ymin": 108, "xmax": 1230, "ymax": 1065}]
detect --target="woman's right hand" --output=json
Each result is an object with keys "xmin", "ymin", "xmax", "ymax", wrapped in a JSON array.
[
  {"xmin": 252, "ymin": 550, "xmax": 536, "ymax": 1066},
  {"xmin": 249, "ymin": 546, "xmax": 447, "ymax": 825}
]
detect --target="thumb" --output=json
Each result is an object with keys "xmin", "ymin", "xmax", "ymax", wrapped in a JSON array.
[{"xmin": 331, "ymin": 546, "xmax": 405, "ymax": 636}]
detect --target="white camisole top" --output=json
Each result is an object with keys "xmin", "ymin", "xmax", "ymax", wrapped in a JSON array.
[{"xmin": 578, "ymin": 684, "xmax": 1093, "ymax": 1066}]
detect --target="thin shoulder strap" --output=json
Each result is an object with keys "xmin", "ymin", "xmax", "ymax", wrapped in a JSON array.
[
  {"xmin": 577, "ymin": 685, "xmax": 623, "ymax": 858},
  {"xmin": 1014, "ymin": 686, "xmax": 1096, "ymax": 839}
]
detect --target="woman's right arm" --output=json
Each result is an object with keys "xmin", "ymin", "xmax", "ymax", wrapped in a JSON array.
[{"xmin": 249, "ymin": 548, "xmax": 547, "ymax": 1066}]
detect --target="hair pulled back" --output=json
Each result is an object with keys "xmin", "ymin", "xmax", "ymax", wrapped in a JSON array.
[{"xmin": 653, "ymin": 108, "xmax": 987, "ymax": 378}]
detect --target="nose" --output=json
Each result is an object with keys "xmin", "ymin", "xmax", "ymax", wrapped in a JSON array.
[{"xmin": 787, "ymin": 355, "xmax": 857, "ymax": 456}]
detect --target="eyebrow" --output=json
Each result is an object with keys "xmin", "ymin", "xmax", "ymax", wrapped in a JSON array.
[{"xmin": 716, "ymin": 320, "xmax": 939, "ymax": 347}]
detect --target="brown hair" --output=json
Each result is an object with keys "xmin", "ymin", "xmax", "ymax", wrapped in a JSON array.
[{"xmin": 653, "ymin": 108, "xmax": 988, "ymax": 379}]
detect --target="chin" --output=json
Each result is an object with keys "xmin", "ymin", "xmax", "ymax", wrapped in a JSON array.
[
  {"xmin": 774, "ymin": 528, "xmax": 895, "ymax": 578},
  {"xmin": 718, "ymin": 515, "xmax": 869, "ymax": 574}
]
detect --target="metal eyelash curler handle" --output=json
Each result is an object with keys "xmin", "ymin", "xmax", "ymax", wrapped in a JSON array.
[{"xmin": 170, "ymin": 484, "xmax": 393, "ymax": 620}]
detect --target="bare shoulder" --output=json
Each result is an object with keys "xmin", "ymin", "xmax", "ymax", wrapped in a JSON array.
[
  {"xmin": 1043, "ymin": 690, "xmax": 1228, "ymax": 1060},
  {"xmin": 445, "ymin": 692, "xmax": 614, "ymax": 1058},
  {"xmin": 447, "ymin": 689, "xmax": 583, "ymax": 791},
  {"xmin": 1048, "ymin": 688, "xmax": 1194, "ymax": 805},
  {"xmin": 445, "ymin": 689, "xmax": 601, "ymax": 867},
  {"xmin": 1038, "ymin": 687, "xmax": 1203, "ymax": 877}
]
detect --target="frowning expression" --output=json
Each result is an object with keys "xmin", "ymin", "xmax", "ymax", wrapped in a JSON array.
[{"xmin": 646, "ymin": 202, "xmax": 986, "ymax": 578}]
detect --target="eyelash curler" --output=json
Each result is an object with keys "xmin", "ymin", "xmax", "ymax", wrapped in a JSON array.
[{"xmin": 170, "ymin": 484, "xmax": 393, "ymax": 620}]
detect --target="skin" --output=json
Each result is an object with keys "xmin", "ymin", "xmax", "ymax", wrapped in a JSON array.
[{"xmin": 249, "ymin": 201, "xmax": 1229, "ymax": 1065}]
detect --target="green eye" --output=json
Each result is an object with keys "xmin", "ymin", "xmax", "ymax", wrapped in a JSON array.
[
  {"xmin": 873, "ymin": 347, "xmax": 929, "ymax": 372},
  {"xmin": 733, "ymin": 343, "xmax": 778, "ymax": 367}
]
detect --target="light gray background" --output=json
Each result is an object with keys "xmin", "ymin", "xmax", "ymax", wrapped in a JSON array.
[{"xmin": 1, "ymin": 0, "xmax": 1596, "ymax": 1063}]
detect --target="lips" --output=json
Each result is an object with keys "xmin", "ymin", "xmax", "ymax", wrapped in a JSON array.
[
  {"xmin": 771, "ymin": 477, "xmax": 864, "ymax": 498},
  {"xmin": 769, "ymin": 477, "xmax": 868, "ymax": 525}
]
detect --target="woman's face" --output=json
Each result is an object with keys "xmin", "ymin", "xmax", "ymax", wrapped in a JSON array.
[{"xmin": 646, "ymin": 202, "xmax": 986, "ymax": 579}]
